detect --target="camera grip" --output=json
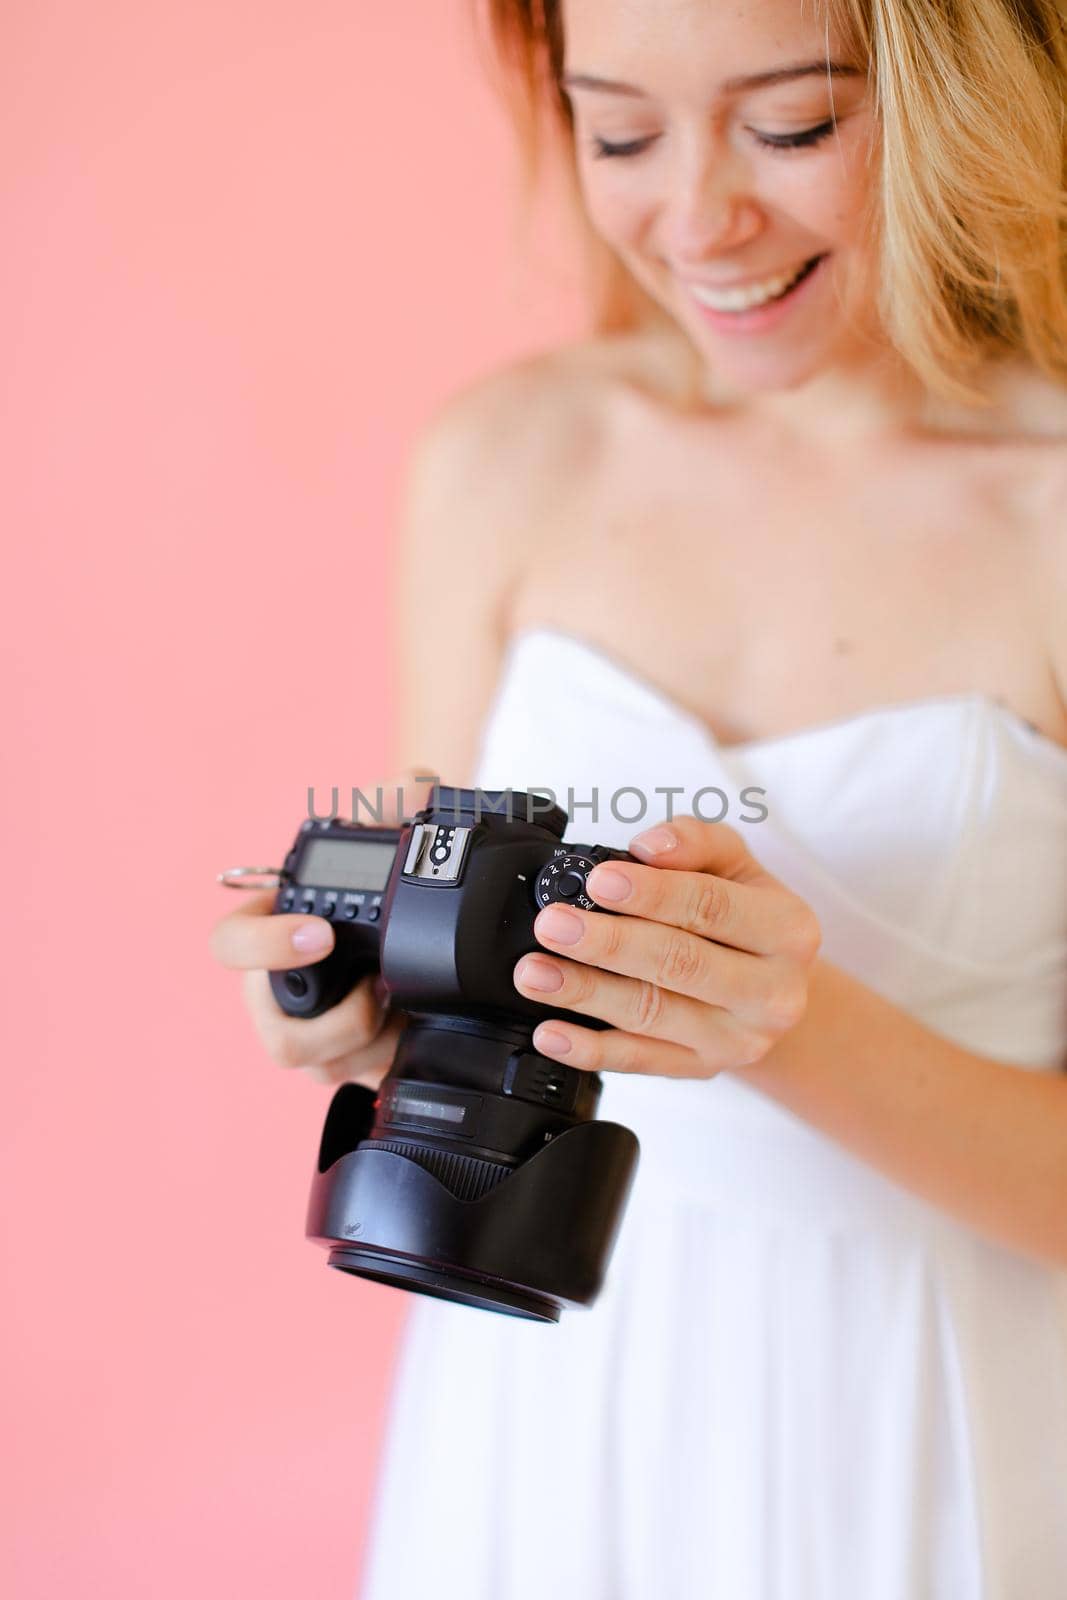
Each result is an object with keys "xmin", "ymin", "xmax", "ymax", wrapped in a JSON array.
[{"xmin": 270, "ymin": 938, "xmax": 372, "ymax": 1020}]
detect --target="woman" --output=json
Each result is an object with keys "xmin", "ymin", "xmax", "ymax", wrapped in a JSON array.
[{"xmin": 210, "ymin": 0, "xmax": 1067, "ymax": 1594}]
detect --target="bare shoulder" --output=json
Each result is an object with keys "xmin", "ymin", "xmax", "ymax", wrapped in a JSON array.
[
  {"xmin": 402, "ymin": 329, "xmax": 678, "ymax": 533},
  {"xmin": 390, "ymin": 332, "xmax": 674, "ymax": 782}
]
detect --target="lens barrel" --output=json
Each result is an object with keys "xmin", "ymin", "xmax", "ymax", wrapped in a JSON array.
[{"xmin": 306, "ymin": 1018, "xmax": 639, "ymax": 1322}]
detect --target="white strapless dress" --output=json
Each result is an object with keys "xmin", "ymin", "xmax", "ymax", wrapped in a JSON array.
[{"xmin": 359, "ymin": 627, "xmax": 1067, "ymax": 1600}]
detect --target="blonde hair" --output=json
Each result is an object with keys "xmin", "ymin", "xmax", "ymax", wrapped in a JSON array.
[{"xmin": 477, "ymin": 0, "xmax": 1067, "ymax": 403}]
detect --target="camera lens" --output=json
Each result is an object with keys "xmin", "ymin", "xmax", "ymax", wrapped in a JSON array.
[{"xmin": 308, "ymin": 1016, "xmax": 639, "ymax": 1320}]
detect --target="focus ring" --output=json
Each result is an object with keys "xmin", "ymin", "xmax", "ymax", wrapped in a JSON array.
[{"xmin": 361, "ymin": 1140, "xmax": 514, "ymax": 1202}]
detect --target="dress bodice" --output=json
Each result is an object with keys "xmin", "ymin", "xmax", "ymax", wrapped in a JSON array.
[{"xmin": 474, "ymin": 626, "xmax": 1067, "ymax": 1072}]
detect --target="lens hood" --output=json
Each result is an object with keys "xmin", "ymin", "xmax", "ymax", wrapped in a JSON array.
[{"xmin": 307, "ymin": 1084, "xmax": 639, "ymax": 1323}]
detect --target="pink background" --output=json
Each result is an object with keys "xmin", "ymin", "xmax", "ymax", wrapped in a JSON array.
[{"xmin": 2, "ymin": 5, "xmax": 581, "ymax": 1594}]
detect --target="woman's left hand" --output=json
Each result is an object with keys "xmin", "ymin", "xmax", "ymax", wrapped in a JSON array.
[{"xmin": 513, "ymin": 815, "xmax": 823, "ymax": 1077}]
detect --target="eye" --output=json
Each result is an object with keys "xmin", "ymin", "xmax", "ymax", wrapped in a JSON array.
[
  {"xmin": 750, "ymin": 119, "xmax": 836, "ymax": 151},
  {"xmin": 588, "ymin": 118, "xmax": 838, "ymax": 161},
  {"xmin": 589, "ymin": 134, "xmax": 659, "ymax": 160}
]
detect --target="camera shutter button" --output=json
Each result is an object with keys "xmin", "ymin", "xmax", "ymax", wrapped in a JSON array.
[{"xmin": 283, "ymin": 971, "xmax": 310, "ymax": 999}]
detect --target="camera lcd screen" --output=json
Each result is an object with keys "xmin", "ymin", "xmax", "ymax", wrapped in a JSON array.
[{"xmin": 295, "ymin": 838, "xmax": 396, "ymax": 892}]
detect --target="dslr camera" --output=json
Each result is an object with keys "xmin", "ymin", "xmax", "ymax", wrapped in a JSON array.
[{"xmin": 271, "ymin": 786, "xmax": 640, "ymax": 1323}]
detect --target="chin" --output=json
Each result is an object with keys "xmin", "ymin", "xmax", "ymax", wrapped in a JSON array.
[{"xmin": 685, "ymin": 336, "xmax": 838, "ymax": 399}]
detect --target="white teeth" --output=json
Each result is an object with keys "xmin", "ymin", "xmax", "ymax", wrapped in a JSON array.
[{"xmin": 688, "ymin": 259, "xmax": 812, "ymax": 312}]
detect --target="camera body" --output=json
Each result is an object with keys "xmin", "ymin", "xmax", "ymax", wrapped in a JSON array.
[{"xmin": 270, "ymin": 786, "xmax": 641, "ymax": 1322}]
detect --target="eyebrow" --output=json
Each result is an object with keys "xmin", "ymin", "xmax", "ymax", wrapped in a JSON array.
[{"xmin": 560, "ymin": 62, "xmax": 864, "ymax": 98}]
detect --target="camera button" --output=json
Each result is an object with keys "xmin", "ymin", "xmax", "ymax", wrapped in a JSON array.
[
  {"xmin": 366, "ymin": 906, "xmax": 381, "ymax": 922},
  {"xmin": 343, "ymin": 903, "xmax": 359, "ymax": 919},
  {"xmin": 556, "ymin": 870, "xmax": 585, "ymax": 900},
  {"xmin": 283, "ymin": 971, "xmax": 309, "ymax": 999}
]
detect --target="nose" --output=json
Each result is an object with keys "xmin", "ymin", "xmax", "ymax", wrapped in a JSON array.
[{"xmin": 662, "ymin": 142, "xmax": 764, "ymax": 264}]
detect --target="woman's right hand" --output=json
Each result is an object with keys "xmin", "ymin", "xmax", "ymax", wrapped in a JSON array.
[{"xmin": 209, "ymin": 768, "xmax": 436, "ymax": 1089}]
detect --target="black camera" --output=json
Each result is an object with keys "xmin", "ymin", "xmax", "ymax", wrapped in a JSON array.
[{"xmin": 270, "ymin": 786, "xmax": 641, "ymax": 1323}]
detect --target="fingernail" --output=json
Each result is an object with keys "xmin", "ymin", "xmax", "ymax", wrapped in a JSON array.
[
  {"xmin": 516, "ymin": 957, "xmax": 564, "ymax": 992},
  {"xmin": 630, "ymin": 826, "xmax": 678, "ymax": 856},
  {"xmin": 292, "ymin": 922, "xmax": 333, "ymax": 953},
  {"xmin": 586, "ymin": 866, "xmax": 631, "ymax": 902},
  {"xmin": 535, "ymin": 1026, "xmax": 571, "ymax": 1056}
]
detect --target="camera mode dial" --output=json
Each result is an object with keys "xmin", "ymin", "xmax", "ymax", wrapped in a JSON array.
[{"xmin": 534, "ymin": 851, "xmax": 602, "ymax": 912}]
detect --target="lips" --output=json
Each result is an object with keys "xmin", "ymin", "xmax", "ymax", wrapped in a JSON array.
[
  {"xmin": 684, "ymin": 254, "xmax": 827, "ymax": 313},
  {"xmin": 682, "ymin": 251, "xmax": 832, "ymax": 338}
]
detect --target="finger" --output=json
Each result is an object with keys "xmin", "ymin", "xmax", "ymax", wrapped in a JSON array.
[
  {"xmin": 302, "ymin": 1009, "xmax": 407, "ymax": 1090},
  {"xmin": 627, "ymin": 814, "xmax": 773, "ymax": 884},
  {"xmin": 244, "ymin": 968, "xmax": 391, "ymax": 1068},
  {"xmin": 210, "ymin": 893, "xmax": 337, "ymax": 970},
  {"xmin": 529, "ymin": 1020, "xmax": 707, "ymax": 1078},
  {"xmin": 530, "ymin": 901, "xmax": 789, "ymax": 1025},
  {"xmin": 586, "ymin": 855, "xmax": 819, "ymax": 962},
  {"xmin": 513, "ymin": 952, "xmax": 764, "ymax": 1065}
]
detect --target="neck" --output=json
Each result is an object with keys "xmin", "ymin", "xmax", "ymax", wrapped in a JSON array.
[{"xmin": 678, "ymin": 330, "xmax": 997, "ymax": 445}]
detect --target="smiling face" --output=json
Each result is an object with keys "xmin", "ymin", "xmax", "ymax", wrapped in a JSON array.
[{"xmin": 561, "ymin": 0, "xmax": 882, "ymax": 395}]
